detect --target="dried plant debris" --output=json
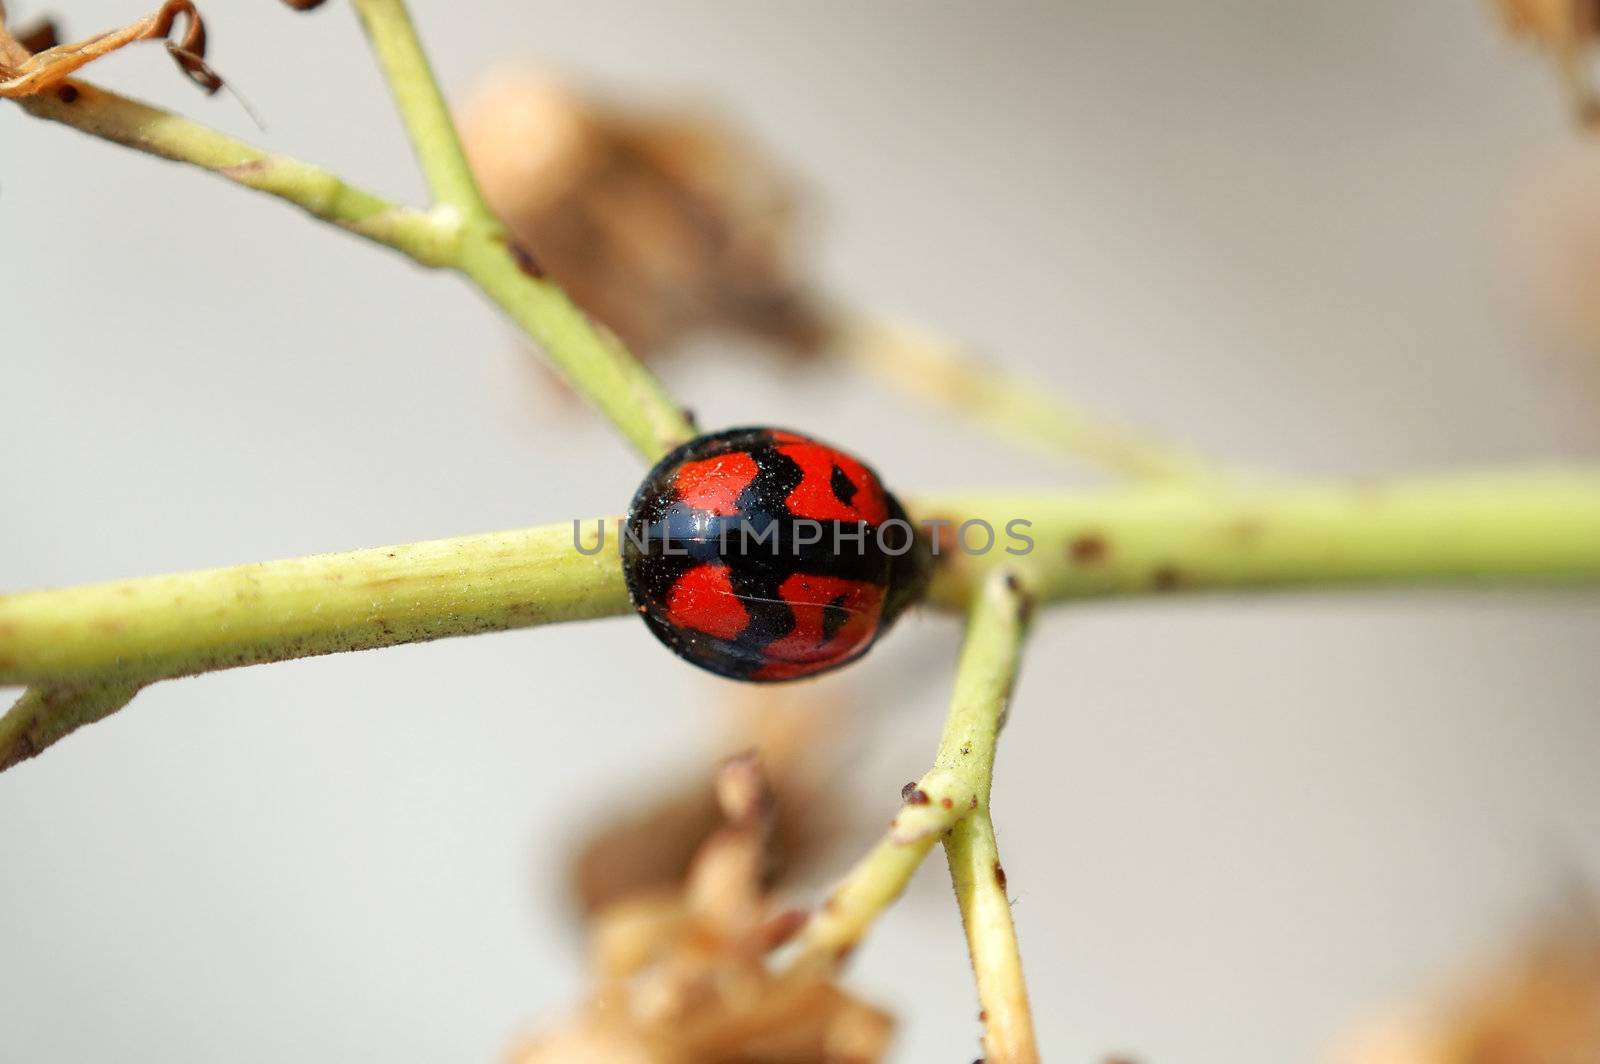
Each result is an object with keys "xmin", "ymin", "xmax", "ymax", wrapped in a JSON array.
[
  {"xmin": 1495, "ymin": 0, "xmax": 1600, "ymax": 125},
  {"xmin": 0, "ymin": 0, "xmax": 221, "ymax": 97},
  {"xmin": 571, "ymin": 689, "xmax": 855, "ymax": 918},
  {"xmin": 1331, "ymin": 903, "xmax": 1600, "ymax": 1064},
  {"xmin": 460, "ymin": 67, "xmax": 832, "ymax": 362},
  {"xmin": 514, "ymin": 752, "xmax": 892, "ymax": 1064}
]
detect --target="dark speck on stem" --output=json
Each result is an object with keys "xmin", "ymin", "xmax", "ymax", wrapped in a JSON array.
[
  {"xmin": 1152, "ymin": 564, "xmax": 1185, "ymax": 591},
  {"xmin": 1068, "ymin": 533, "xmax": 1108, "ymax": 564},
  {"xmin": 508, "ymin": 241, "xmax": 545, "ymax": 279}
]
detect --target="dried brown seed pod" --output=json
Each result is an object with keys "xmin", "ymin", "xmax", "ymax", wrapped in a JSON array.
[{"xmin": 459, "ymin": 67, "xmax": 832, "ymax": 362}]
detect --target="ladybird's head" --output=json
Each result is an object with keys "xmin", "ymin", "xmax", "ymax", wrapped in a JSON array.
[{"xmin": 880, "ymin": 493, "xmax": 932, "ymax": 626}]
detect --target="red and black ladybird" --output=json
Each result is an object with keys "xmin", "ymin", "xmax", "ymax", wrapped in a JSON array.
[{"xmin": 622, "ymin": 427, "xmax": 930, "ymax": 681}]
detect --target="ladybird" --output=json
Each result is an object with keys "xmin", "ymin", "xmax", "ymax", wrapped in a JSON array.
[{"xmin": 622, "ymin": 426, "xmax": 930, "ymax": 681}]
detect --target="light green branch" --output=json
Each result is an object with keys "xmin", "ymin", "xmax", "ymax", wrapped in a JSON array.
[
  {"xmin": 788, "ymin": 766, "xmax": 978, "ymax": 967},
  {"xmin": 938, "ymin": 570, "xmax": 1038, "ymax": 1064},
  {"xmin": 787, "ymin": 569, "xmax": 1039, "ymax": 1063},
  {"xmin": 1, "ymin": 682, "xmax": 144, "ymax": 772},
  {"xmin": 17, "ymin": 83, "xmax": 459, "ymax": 266},
  {"xmin": 349, "ymin": 0, "xmax": 492, "ymax": 221},
  {"xmin": 15, "ymin": 78, "xmax": 694, "ymax": 461},
  {"xmin": 840, "ymin": 316, "xmax": 1220, "ymax": 482},
  {"xmin": 3, "ymin": 468, "xmax": 1599, "ymax": 769},
  {"xmin": 457, "ymin": 236, "xmax": 698, "ymax": 463},
  {"xmin": 917, "ymin": 467, "xmax": 1600, "ymax": 607},
  {"xmin": 0, "ymin": 521, "xmax": 627, "ymax": 689}
]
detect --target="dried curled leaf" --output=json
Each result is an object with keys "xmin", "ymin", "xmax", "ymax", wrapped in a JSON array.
[{"xmin": 0, "ymin": 0, "xmax": 220, "ymax": 98}]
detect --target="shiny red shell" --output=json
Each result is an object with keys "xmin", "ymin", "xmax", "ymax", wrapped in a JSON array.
[{"xmin": 622, "ymin": 427, "xmax": 928, "ymax": 681}]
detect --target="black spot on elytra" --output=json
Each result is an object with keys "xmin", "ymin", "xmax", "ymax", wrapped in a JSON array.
[
  {"xmin": 820, "ymin": 592, "xmax": 852, "ymax": 642},
  {"xmin": 830, "ymin": 463, "xmax": 858, "ymax": 508}
]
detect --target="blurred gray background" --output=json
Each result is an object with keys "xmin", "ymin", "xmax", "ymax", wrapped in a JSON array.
[{"xmin": 4, "ymin": 2, "xmax": 1600, "ymax": 1061}]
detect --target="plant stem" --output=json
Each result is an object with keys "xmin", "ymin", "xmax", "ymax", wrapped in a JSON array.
[
  {"xmin": 348, "ymin": 0, "xmax": 491, "ymax": 221},
  {"xmin": 0, "ymin": 682, "xmax": 144, "ymax": 772},
  {"xmin": 458, "ymin": 237, "xmax": 697, "ymax": 460},
  {"xmin": 2, "ymin": 468, "xmax": 1592, "ymax": 689},
  {"xmin": 17, "ymin": 83, "xmax": 458, "ymax": 265},
  {"xmin": 916, "ymin": 467, "xmax": 1600, "ymax": 607},
  {"xmin": 344, "ymin": 0, "xmax": 694, "ymax": 458},
  {"xmin": 788, "ymin": 568, "xmax": 1039, "ymax": 1064},
  {"xmin": 840, "ymin": 316, "xmax": 1220, "ymax": 482},
  {"xmin": 0, "ymin": 520, "xmax": 628, "ymax": 688},
  {"xmin": 788, "ymin": 766, "xmax": 978, "ymax": 966},
  {"xmin": 938, "ymin": 570, "xmax": 1038, "ymax": 1064},
  {"xmin": 15, "ymin": 80, "xmax": 696, "ymax": 461},
  {"xmin": 3, "ymin": 467, "xmax": 1599, "ymax": 768}
]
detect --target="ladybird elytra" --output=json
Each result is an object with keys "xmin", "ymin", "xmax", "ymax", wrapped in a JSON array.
[{"xmin": 621, "ymin": 426, "xmax": 930, "ymax": 681}]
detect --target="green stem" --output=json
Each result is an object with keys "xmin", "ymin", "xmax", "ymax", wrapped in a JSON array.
[
  {"xmin": 3, "ymin": 469, "xmax": 1598, "ymax": 690},
  {"xmin": 348, "ymin": 0, "xmax": 491, "ymax": 221},
  {"xmin": 0, "ymin": 521, "xmax": 627, "ymax": 687},
  {"xmin": 344, "ymin": 0, "xmax": 695, "ymax": 459},
  {"xmin": 18, "ymin": 83, "xmax": 458, "ymax": 265},
  {"xmin": 917, "ymin": 467, "xmax": 1600, "ymax": 607},
  {"xmin": 3, "ymin": 468, "xmax": 1600, "ymax": 768},
  {"xmin": 459, "ymin": 238, "xmax": 697, "ymax": 460},
  {"xmin": 15, "ymin": 80, "xmax": 695, "ymax": 461},
  {"xmin": 786, "ymin": 567, "xmax": 1038, "ymax": 1048},
  {"xmin": 1, "ymin": 682, "xmax": 144, "ymax": 772},
  {"xmin": 938, "ymin": 570, "xmax": 1038, "ymax": 1064},
  {"xmin": 840, "ymin": 316, "xmax": 1220, "ymax": 482}
]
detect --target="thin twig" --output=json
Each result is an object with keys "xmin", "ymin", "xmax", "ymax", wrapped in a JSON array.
[
  {"xmin": 841, "ymin": 315, "xmax": 1220, "ymax": 482},
  {"xmin": 18, "ymin": 82, "xmax": 459, "ymax": 265},
  {"xmin": 937, "ymin": 569, "xmax": 1038, "ymax": 1063},
  {"xmin": 788, "ymin": 766, "xmax": 979, "ymax": 966},
  {"xmin": 16, "ymin": 78, "xmax": 694, "ymax": 460},
  {"xmin": 1, "ymin": 682, "xmax": 145, "ymax": 771},
  {"xmin": 348, "ymin": 0, "xmax": 491, "ymax": 221},
  {"xmin": 786, "ymin": 568, "xmax": 1038, "ymax": 1061}
]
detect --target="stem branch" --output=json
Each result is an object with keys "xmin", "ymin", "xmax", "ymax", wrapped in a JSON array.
[
  {"xmin": 3, "ymin": 468, "xmax": 1599, "ymax": 769},
  {"xmin": 18, "ymin": 83, "xmax": 458, "ymax": 265},
  {"xmin": 0, "ymin": 520, "xmax": 627, "ymax": 688},
  {"xmin": 841, "ymin": 316, "xmax": 1219, "ymax": 482},
  {"xmin": 348, "ymin": 0, "xmax": 490, "ymax": 220},
  {"xmin": 938, "ymin": 569, "xmax": 1038, "ymax": 1063},
  {"xmin": 787, "ymin": 568, "xmax": 1039, "ymax": 1064},
  {"xmin": 1, "ymin": 682, "xmax": 144, "ymax": 772},
  {"xmin": 15, "ymin": 77, "xmax": 695, "ymax": 460}
]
